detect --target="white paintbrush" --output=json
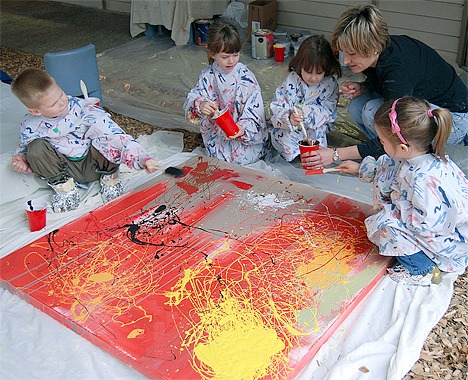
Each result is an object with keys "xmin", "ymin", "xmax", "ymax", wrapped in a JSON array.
[{"xmin": 294, "ymin": 106, "xmax": 312, "ymax": 145}]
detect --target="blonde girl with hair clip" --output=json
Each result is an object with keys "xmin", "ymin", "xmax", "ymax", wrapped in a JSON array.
[
  {"xmin": 269, "ymin": 35, "xmax": 341, "ymax": 162},
  {"xmin": 183, "ymin": 21, "xmax": 268, "ymax": 166},
  {"xmin": 338, "ymin": 97, "xmax": 468, "ymax": 286}
]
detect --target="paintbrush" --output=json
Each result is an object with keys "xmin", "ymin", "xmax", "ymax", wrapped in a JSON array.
[
  {"xmin": 164, "ymin": 167, "xmax": 184, "ymax": 177},
  {"xmin": 305, "ymin": 168, "xmax": 341, "ymax": 175},
  {"xmin": 294, "ymin": 106, "xmax": 312, "ymax": 146}
]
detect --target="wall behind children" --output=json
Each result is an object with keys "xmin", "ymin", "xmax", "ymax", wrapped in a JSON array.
[{"xmin": 56, "ymin": 0, "xmax": 467, "ymax": 69}]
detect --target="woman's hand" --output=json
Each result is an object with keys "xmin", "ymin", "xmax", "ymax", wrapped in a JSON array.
[
  {"xmin": 300, "ymin": 147, "xmax": 334, "ymax": 170},
  {"xmin": 144, "ymin": 158, "xmax": 160, "ymax": 174},
  {"xmin": 337, "ymin": 160, "xmax": 360, "ymax": 174},
  {"xmin": 199, "ymin": 101, "xmax": 218, "ymax": 116},
  {"xmin": 341, "ymin": 82, "xmax": 362, "ymax": 99},
  {"xmin": 11, "ymin": 155, "xmax": 32, "ymax": 174}
]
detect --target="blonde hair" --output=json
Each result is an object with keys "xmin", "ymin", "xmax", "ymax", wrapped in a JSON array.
[
  {"xmin": 374, "ymin": 97, "xmax": 453, "ymax": 162},
  {"xmin": 331, "ymin": 4, "xmax": 390, "ymax": 57},
  {"xmin": 289, "ymin": 35, "xmax": 341, "ymax": 78},
  {"xmin": 11, "ymin": 68, "xmax": 56, "ymax": 108},
  {"xmin": 206, "ymin": 21, "xmax": 242, "ymax": 64}
]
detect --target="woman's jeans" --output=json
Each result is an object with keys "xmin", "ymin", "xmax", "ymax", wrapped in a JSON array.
[
  {"xmin": 348, "ymin": 93, "xmax": 468, "ymax": 145},
  {"xmin": 396, "ymin": 250, "xmax": 436, "ymax": 276}
]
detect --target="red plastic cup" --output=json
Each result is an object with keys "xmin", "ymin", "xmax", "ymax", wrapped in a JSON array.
[
  {"xmin": 213, "ymin": 108, "xmax": 239, "ymax": 138},
  {"xmin": 25, "ymin": 199, "xmax": 48, "ymax": 232},
  {"xmin": 274, "ymin": 43, "xmax": 285, "ymax": 62},
  {"xmin": 86, "ymin": 97, "xmax": 101, "ymax": 106},
  {"xmin": 298, "ymin": 139, "xmax": 320, "ymax": 169}
]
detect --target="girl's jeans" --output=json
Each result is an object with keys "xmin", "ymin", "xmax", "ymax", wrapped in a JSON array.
[
  {"xmin": 348, "ymin": 93, "xmax": 468, "ymax": 145},
  {"xmin": 396, "ymin": 250, "xmax": 436, "ymax": 276}
]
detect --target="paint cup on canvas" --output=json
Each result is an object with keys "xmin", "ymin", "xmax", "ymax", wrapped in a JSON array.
[
  {"xmin": 25, "ymin": 199, "xmax": 48, "ymax": 232},
  {"xmin": 85, "ymin": 97, "xmax": 100, "ymax": 106},
  {"xmin": 299, "ymin": 139, "xmax": 320, "ymax": 169},
  {"xmin": 213, "ymin": 108, "xmax": 239, "ymax": 138},
  {"xmin": 274, "ymin": 43, "xmax": 286, "ymax": 62}
]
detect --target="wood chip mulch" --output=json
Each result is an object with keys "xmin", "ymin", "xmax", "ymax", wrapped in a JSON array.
[{"xmin": 1, "ymin": 46, "xmax": 467, "ymax": 379}]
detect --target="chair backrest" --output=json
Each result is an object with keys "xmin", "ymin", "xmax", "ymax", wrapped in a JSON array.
[{"xmin": 44, "ymin": 44, "xmax": 102, "ymax": 103}]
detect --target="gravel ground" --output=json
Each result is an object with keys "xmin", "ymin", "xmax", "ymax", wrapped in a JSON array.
[{"xmin": 1, "ymin": 46, "xmax": 467, "ymax": 379}]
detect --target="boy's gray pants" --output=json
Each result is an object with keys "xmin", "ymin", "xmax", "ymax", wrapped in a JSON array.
[{"xmin": 26, "ymin": 139, "xmax": 119, "ymax": 184}]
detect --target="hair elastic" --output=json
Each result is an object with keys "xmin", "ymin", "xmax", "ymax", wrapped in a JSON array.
[
  {"xmin": 388, "ymin": 98, "xmax": 408, "ymax": 145},
  {"xmin": 427, "ymin": 109, "xmax": 434, "ymax": 117}
]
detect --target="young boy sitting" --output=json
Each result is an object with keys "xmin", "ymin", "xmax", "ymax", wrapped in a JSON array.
[{"xmin": 10, "ymin": 68, "xmax": 159, "ymax": 212}]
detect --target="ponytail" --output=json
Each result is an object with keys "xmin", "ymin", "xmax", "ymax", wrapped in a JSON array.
[{"xmin": 429, "ymin": 108, "xmax": 452, "ymax": 162}]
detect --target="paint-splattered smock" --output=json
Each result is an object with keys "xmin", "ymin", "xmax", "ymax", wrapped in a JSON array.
[
  {"xmin": 183, "ymin": 61, "xmax": 268, "ymax": 166},
  {"xmin": 359, "ymin": 154, "xmax": 468, "ymax": 274},
  {"xmin": 15, "ymin": 96, "xmax": 152, "ymax": 170},
  {"xmin": 269, "ymin": 71, "xmax": 339, "ymax": 161}
]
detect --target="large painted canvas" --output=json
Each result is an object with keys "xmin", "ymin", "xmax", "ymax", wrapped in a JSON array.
[{"xmin": 0, "ymin": 156, "xmax": 390, "ymax": 379}]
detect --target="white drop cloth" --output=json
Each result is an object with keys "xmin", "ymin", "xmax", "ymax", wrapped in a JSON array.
[
  {"xmin": 0, "ymin": 70, "xmax": 459, "ymax": 380},
  {"xmin": 130, "ymin": 0, "xmax": 229, "ymax": 45}
]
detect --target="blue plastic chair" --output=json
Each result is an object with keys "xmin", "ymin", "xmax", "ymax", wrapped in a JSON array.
[{"xmin": 44, "ymin": 44, "xmax": 102, "ymax": 103}]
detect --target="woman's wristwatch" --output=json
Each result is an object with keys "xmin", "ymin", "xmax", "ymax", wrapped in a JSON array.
[{"xmin": 332, "ymin": 148, "xmax": 340, "ymax": 161}]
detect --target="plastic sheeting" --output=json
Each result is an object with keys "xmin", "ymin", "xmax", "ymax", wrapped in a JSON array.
[
  {"xmin": 97, "ymin": 33, "xmax": 363, "ymax": 138},
  {"xmin": 97, "ymin": 34, "xmax": 467, "ymax": 175}
]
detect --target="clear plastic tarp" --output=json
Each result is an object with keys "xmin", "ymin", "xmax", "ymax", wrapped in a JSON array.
[{"xmin": 97, "ymin": 33, "xmax": 467, "ymax": 174}]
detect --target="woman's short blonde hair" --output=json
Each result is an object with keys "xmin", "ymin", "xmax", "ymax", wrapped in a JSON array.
[{"xmin": 331, "ymin": 4, "xmax": 390, "ymax": 57}]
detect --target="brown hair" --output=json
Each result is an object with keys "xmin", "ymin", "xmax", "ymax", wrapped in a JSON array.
[
  {"xmin": 11, "ymin": 68, "xmax": 56, "ymax": 108},
  {"xmin": 206, "ymin": 21, "xmax": 242, "ymax": 64},
  {"xmin": 331, "ymin": 4, "xmax": 390, "ymax": 57},
  {"xmin": 374, "ymin": 97, "xmax": 453, "ymax": 162},
  {"xmin": 289, "ymin": 35, "xmax": 341, "ymax": 79}
]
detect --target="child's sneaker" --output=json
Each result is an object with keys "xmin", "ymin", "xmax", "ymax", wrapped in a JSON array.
[
  {"xmin": 100, "ymin": 171, "xmax": 123, "ymax": 203},
  {"xmin": 48, "ymin": 177, "xmax": 80, "ymax": 213},
  {"xmin": 387, "ymin": 265, "xmax": 441, "ymax": 286}
]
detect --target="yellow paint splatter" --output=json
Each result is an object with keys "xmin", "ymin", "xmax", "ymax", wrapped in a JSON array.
[
  {"xmin": 165, "ymin": 268, "xmax": 197, "ymax": 306},
  {"xmin": 127, "ymin": 328, "xmax": 145, "ymax": 339},
  {"xmin": 25, "ymin": 237, "xmax": 158, "ymax": 325},
  {"xmin": 191, "ymin": 293, "xmax": 285, "ymax": 379},
  {"xmin": 88, "ymin": 272, "xmax": 114, "ymax": 283}
]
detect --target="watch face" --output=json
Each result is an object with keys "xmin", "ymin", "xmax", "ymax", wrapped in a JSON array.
[{"xmin": 333, "ymin": 149, "xmax": 339, "ymax": 161}]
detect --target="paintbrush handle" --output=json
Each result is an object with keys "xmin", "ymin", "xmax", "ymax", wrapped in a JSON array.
[
  {"xmin": 301, "ymin": 125, "xmax": 309, "ymax": 142},
  {"xmin": 294, "ymin": 106, "xmax": 309, "ymax": 142},
  {"xmin": 305, "ymin": 168, "xmax": 341, "ymax": 175}
]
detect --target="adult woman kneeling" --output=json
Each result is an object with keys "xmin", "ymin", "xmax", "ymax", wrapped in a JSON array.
[{"xmin": 302, "ymin": 4, "xmax": 467, "ymax": 169}]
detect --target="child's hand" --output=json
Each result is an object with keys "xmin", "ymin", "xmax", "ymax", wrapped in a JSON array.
[
  {"xmin": 290, "ymin": 108, "xmax": 303, "ymax": 128},
  {"xmin": 144, "ymin": 158, "xmax": 160, "ymax": 174},
  {"xmin": 11, "ymin": 155, "xmax": 32, "ymax": 174},
  {"xmin": 337, "ymin": 160, "xmax": 360, "ymax": 174},
  {"xmin": 199, "ymin": 101, "xmax": 218, "ymax": 116},
  {"xmin": 227, "ymin": 125, "xmax": 245, "ymax": 140}
]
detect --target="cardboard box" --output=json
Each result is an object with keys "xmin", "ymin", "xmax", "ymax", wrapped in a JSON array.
[{"xmin": 248, "ymin": 0, "xmax": 277, "ymax": 37}]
